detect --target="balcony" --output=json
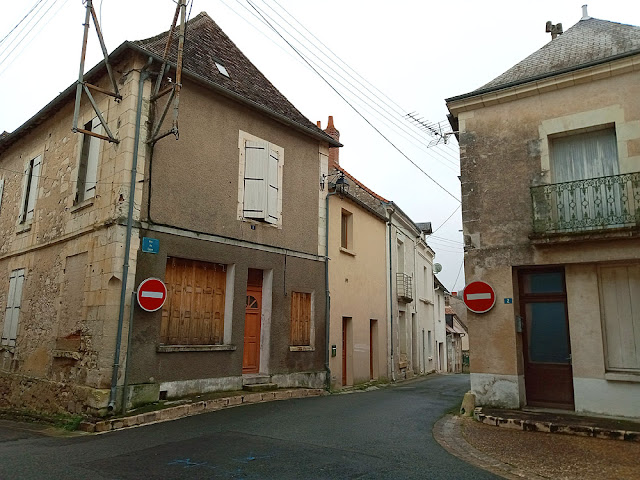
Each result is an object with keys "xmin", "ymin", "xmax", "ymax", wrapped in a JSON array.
[
  {"xmin": 396, "ymin": 273, "xmax": 413, "ymax": 303},
  {"xmin": 531, "ymin": 172, "xmax": 640, "ymax": 235}
]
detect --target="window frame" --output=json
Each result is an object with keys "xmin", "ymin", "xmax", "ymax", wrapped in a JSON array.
[
  {"xmin": 237, "ymin": 130, "xmax": 284, "ymax": 228},
  {"xmin": 75, "ymin": 117, "xmax": 103, "ymax": 205},
  {"xmin": 18, "ymin": 155, "xmax": 42, "ymax": 225}
]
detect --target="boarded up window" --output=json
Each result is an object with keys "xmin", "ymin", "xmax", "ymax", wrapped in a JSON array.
[
  {"xmin": 599, "ymin": 265, "xmax": 640, "ymax": 372},
  {"xmin": 290, "ymin": 292, "xmax": 312, "ymax": 346},
  {"xmin": 161, "ymin": 258, "xmax": 226, "ymax": 345},
  {"xmin": 58, "ymin": 253, "xmax": 88, "ymax": 338}
]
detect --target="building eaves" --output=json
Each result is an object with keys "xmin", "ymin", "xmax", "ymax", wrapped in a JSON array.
[
  {"xmin": 446, "ymin": 17, "xmax": 640, "ymax": 104},
  {"xmin": 434, "ymin": 275, "xmax": 449, "ymax": 294}
]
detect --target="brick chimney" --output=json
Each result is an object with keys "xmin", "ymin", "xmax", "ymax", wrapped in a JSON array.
[{"xmin": 323, "ymin": 116, "xmax": 340, "ymax": 169}]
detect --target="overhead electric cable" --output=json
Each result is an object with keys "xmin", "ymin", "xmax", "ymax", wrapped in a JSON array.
[
  {"xmin": 246, "ymin": 0, "xmax": 461, "ymax": 202},
  {"xmin": 0, "ymin": 0, "xmax": 46, "ymax": 47}
]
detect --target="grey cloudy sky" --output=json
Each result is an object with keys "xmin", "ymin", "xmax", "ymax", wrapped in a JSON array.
[{"xmin": 1, "ymin": 0, "xmax": 638, "ymax": 291}]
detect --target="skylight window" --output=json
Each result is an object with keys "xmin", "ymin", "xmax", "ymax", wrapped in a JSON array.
[{"xmin": 215, "ymin": 61, "xmax": 229, "ymax": 77}]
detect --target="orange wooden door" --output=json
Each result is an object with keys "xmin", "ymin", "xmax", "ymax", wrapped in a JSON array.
[{"xmin": 243, "ymin": 270, "xmax": 263, "ymax": 374}]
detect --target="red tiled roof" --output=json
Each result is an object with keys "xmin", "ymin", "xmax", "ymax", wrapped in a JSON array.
[{"xmin": 333, "ymin": 165, "xmax": 388, "ymax": 203}]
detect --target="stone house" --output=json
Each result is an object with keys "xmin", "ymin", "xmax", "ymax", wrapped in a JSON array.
[
  {"xmin": 0, "ymin": 12, "xmax": 339, "ymax": 414},
  {"xmin": 433, "ymin": 275, "xmax": 448, "ymax": 373},
  {"xmin": 445, "ymin": 305, "xmax": 467, "ymax": 374},
  {"xmin": 446, "ymin": 8, "xmax": 640, "ymax": 417}
]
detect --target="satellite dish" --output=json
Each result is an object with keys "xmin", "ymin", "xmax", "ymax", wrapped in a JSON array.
[{"xmin": 434, "ymin": 263, "xmax": 442, "ymax": 273}]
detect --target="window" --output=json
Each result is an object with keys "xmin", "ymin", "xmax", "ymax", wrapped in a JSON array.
[
  {"xmin": 290, "ymin": 291, "xmax": 313, "ymax": 347},
  {"xmin": 19, "ymin": 155, "xmax": 42, "ymax": 223},
  {"xmin": 427, "ymin": 330, "xmax": 432, "ymax": 356},
  {"xmin": 551, "ymin": 128, "xmax": 618, "ymax": 183},
  {"xmin": 340, "ymin": 209, "xmax": 353, "ymax": 250},
  {"xmin": 2, "ymin": 269, "xmax": 25, "ymax": 347},
  {"xmin": 599, "ymin": 264, "xmax": 640, "ymax": 372},
  {"xmin": 76, "ymin": 117, "xmax": 103, "ymax": 203},
  {"xmin": 238, "ymin": 131, "xmax": 284, "ymax": 226},
  {"xmin": 161, "ymin": 258, "xmax": 227, "ymax": 345},
  {"xmin": 215, "ymin": 61, "xmax": 230, "ymax": 77},
  {"xmin": 0, "ymin": 177, "xmax": 4, "ymax": 214}
]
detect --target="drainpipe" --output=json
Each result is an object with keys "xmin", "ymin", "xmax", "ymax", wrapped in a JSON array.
[
  {"xmin": 108, "ymin": 59, "xmax": 152, "ymax": 411},
  {"xmin": 324, "ymin": 189, "xmax": 338, "ymax": 391},
  {"xmin": 386, "ymin": 206, "xmax": 396, "ymax": 382}
]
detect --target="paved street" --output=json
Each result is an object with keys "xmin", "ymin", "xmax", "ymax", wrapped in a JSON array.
[{"xmin": 0, "ymin": 374, "xmax": 497, "ymax": 479}]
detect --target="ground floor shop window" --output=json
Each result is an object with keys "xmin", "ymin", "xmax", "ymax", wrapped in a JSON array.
[{"xmin": 161, "ymin": 257, "xmax": 227, "ymax": 345}]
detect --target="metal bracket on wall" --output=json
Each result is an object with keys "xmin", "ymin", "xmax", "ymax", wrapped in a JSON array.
[
  {"xmin": 71, "ymin": 0, "xmax": 121, "ymax": 144},
  {"xmin": 148, "ymin": 0, "xmax": 188, "ymax": 145}
]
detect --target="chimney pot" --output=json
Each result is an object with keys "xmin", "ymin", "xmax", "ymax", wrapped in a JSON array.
[
  {"xmin": 323, "ymin": 115, "xmax": 340, "ymax": 169},
  {"xmin": 581, "ymin": 5, "xmax": 591, "ymax": 20},
  {"xmin": 317, "ymin": 121, "xmax": 322, "ymax": 128}
]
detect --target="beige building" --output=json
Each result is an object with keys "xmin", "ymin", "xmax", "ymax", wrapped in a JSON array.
[
  {"xmin": 0, "ymin": 12, "xmax": 338, "ymax": 414},
  {"xmin": 446, "ymin": 9, "xmax": 640, "ymax": 417}
]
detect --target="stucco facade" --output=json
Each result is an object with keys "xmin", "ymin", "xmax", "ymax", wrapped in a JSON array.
[{"xmin": 447, "ymin": 16, "xmax": 640, "ymax": 417}]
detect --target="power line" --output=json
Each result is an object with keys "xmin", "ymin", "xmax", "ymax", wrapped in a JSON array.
[
  {"xmin": 0, "ymin": 0, "xmax": 46, "ymax": 47},
  {"xmin": 428, "ymin": 205, "xmax": 461, "ymax": 236},
  {"xmin": 246, "ymin": 0, "xmax": 461, "ymax": 203},
  {"xmin": 452, "ymin": 260, "xmax": 464, "ymax": 292}
]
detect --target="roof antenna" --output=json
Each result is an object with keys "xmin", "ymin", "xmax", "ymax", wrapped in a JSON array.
[
  {"xmin": 581, "ymin": 5, "xmax": 591, "ymax": 21},
  {"xmin": 545, "ymin": 21, "xmax": 563, "ymax": 40}
]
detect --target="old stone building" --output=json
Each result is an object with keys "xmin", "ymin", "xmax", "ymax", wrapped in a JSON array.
[
  {"xmin": 0, "ymin": 12, "xmax": 339, "ymax": 414},
  {"xmin": 446, "ymin": 9, "xmax": 640, "ymax": 417}
]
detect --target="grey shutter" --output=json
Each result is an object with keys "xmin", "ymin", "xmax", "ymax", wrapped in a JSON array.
[
  {"xmin": 0, "ymin": 177, "xmax": 4, "ymax": 214},
  {"xmin": 266, "ymin": 148, "xmax": 279, "ymax": 224},
  {"xmin": 84, "ymin": 118, "xmax": 102, "ymax": 200},
  {"xmin": 2, "ymin": 269, "xmax": 25, "ymax": 347},
  {"xmin": 243, "ymin": 140, "xmax": 268, "ymax": 219},
  {"xmin": 25, "ymin": 155, "xmax": 41, "ymax": 222},
  {"xmin": 18, "ymin": 160, "xmax": 31, "ymax": 223}
]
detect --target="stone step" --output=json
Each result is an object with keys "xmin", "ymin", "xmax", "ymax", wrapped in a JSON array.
[
  {"xmin": 243, "ymin": 383, "xmax": 278, "ymax": 392},
  {"xmin": 242, "ymin": 374, "xmax": 271, "ymax": 386}
]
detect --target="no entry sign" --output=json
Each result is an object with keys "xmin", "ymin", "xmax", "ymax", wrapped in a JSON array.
[
  {"xmin": 137, "ymin": 278, "xmax": 167, "ymax": 312},
  {"xmin": 463, "ymin": 281, "xmax": 496, "ymax": 314}
]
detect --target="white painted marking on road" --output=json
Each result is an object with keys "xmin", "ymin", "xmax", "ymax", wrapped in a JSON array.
[
  {"xmin": 141, "ymin": 291, "xmax": 164, "ymax": 298},
  {"xmin": 467, "ymin": 293, "xmax": 492, "ymax": 300}
]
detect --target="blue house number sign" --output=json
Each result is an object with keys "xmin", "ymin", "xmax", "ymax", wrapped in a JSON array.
[{"xmin": 142, "ymin": 237, "xmax": 159, "ymax": 254}]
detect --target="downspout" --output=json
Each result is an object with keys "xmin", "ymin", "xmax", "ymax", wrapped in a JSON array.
[
  {"xmin": 108, "ymin": 59, "xmax": 152, "ymax": 411},
  {"xmin": 386, "ymin": 206, "xmax": 396, "ymax": 382},
  {"xmin": 324, "ymin": 189, "xmax": 338, "ymax": 391}
]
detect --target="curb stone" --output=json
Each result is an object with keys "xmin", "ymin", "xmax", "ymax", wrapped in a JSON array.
[
  {"xmin": 78, "ymin": 388, "xmax": 326, "ymax": 434},
  {"xmin": 473, "ymin": 407, "xmax": 640, "ymax": 442},
  {"xmin": 433, "ymin": 415, "xmax": 548, "ymax": 480}
]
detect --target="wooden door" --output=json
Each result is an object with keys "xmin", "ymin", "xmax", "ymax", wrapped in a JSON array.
[
  {"xmin": 243, "ymin": 269, "xmax": 263, "ymax": 374},
  {"xmin": 342, "ymin": 319, "xmax": 347, "ymax": 386},
  {"xmin": 519, "ymin": 268, "xmax": 574, "ymax": 409}
]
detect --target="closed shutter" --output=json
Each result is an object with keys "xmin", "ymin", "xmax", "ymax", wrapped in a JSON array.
[
  {"xmin": 25, "ymin": 156, "xmax": 41, "ymax": 222},
  {"xmin": 161, "ymin": 258, "xmax": 226, "ymax": 345},
  {"xmin": 266, "ymin": 148, "xmax": 279, "ymax": 224},
  {"xmin": 2, "ymin": 269, "xmax": 25, "ymax": 346},
  {"xmin": 243, "ymin": 140, "xmax": 269, "ymax": 219},
  {"xmin": 291, "ymin": 292, "xmax": 311, "ymax": 346},
  {"xmin": 83, "ymin": 118, "xmax": 102, "ymax": 200},
  {"xmin": 600, "ymin": 265, "xmax": 640, "ymax": 371}
]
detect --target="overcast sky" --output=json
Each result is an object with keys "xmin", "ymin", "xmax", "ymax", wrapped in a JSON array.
[{"xmin": 1, "ymin": 0, "xmax": 638, "ymax": 291}]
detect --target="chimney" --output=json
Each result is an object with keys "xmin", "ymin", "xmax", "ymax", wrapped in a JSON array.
[
  {"xmin": 545, "ymin": 21, "xmax": 563, "ymax": 40},
  {"xmin": 581, "ymin": 5, "xmax": 591, "ymax": 21},
  {"xmin": 323, "ymin": 115, "xmax": 340, "ymax": 169}
]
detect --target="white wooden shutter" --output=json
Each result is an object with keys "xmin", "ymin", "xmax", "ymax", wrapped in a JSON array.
[
  {"xmin": 2, "ymin": 269, "xmax": 25, "ymax": 347},
  {"xmin": 84, "ymin": 118, "xmax": 102, "ymax": 200},
  {"xmin": 266, "ymin": 148, "xmax": 279, "ymax": 224},
  {"xmin": 0, "ymin": 177, "xmax": 4, "ymax": 214},
  {"xmin": 25, "ymin": 155, "xmax": 41, "ymax": 222},
  {"xmin": 243, "ymin": 140, "xmax": 268, "ymax": 219}
]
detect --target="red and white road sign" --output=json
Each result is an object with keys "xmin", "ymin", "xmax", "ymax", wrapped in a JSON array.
[
  {"xmin": 137, "ymin": 278, "xmax": 167, "ymax": 312},
  {"xmin": 463, "ymin": 281, "xmax": 496, "ymax": 314}
]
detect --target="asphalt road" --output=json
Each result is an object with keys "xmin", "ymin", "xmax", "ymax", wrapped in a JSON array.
[{"xmin": 0, "ymin": 374, "xmax": 497, "ymax": 479}]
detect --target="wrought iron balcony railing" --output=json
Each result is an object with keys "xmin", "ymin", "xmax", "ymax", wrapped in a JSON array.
[
  {"xmin": 396, "ymin": 273, "xmax": 413, "ymax": 303},
  {"xmin": 531, "ymin": 172, "xmax": 640, "ymax": 234}
]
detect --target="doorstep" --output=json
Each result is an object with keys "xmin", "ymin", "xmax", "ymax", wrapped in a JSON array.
[
  {"xmin": 474, "ymin": 406, "xmax": 640, "ymax": 442},
  {"xmin": 79, "ymin": 387, "xmax": 326, "ymax": 434}
]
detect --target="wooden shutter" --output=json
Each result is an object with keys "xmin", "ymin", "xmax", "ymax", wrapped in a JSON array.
[
  {"xmin": 600, "ymin": 265, "xmax": 640, "ymax": 371},
  {"xmin": 291, "ymin": 292, "xmax": 311, "ymax": 346},
  {"xmin": 77, "ymin": 118, "xmax": 102, "ymax": 202},
  {"xmin": 266, "ymin": 148, "xmax": 279, "ymax": 224},
  {"xmin": 161, "ymin": 258, "xmax": 226, "ymax": 345},
  {"xmin": 2, "ymin": 269, "xmax": 25, "ymax": 347},
  {"xmin": 0, "ymin": 177, "xmax": 4, "ymax": 214},
  {"xmin": 25, "ymin": 155, "xmax": 41, "ymax": 222},
  {"xmin": 243, "ymin": 140, "xmax": 269, "ymax": 219}
]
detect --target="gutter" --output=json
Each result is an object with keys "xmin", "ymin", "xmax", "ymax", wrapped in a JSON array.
[
  {"xmin": 386, "ymin": 204, "xmax": 396, "ymax": 382},
  {"xmin": 324, "ymin": 189, "xmax": 339, "ymax": 390},
  {"xmin": 108, "ymin": 58, "xmax": 152, "ymax": 411}
]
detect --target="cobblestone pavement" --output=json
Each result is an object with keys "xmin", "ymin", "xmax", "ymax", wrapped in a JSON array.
[{"xmin": 434, "ymin": 415, "xmax": 640, "ymax": 480}]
